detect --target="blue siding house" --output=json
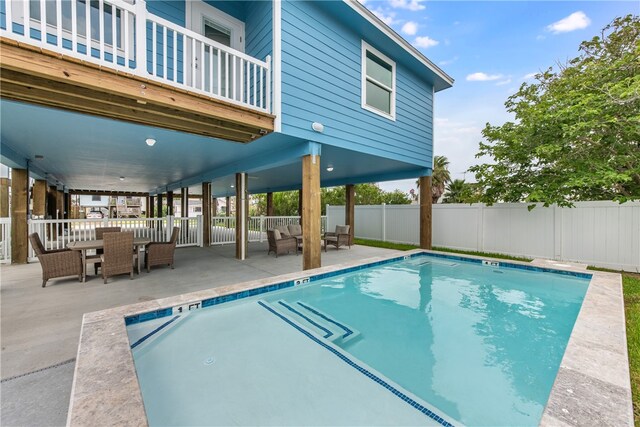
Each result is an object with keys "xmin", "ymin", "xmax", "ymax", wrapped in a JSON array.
[{"xmin": 0, "ymin": 0, "xmax": 452, "ymax": 267}]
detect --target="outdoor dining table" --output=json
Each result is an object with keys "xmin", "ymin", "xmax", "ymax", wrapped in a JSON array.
[{"xmin": 67, "ymin": 237, "xmax": 152, "ymax": 282}]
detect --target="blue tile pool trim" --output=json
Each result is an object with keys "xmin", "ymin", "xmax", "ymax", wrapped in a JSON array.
[
  {"xmin": 297, "ymin": 302, "xmax": 353, "ymax": 339},
  {"xmin": 130, "ymin": 315, "xmax": 181, "ymax": 349},
  {"xmin": 277, "ymin": 301, "xmax": 333, "ymax": 339},
  {"xmin": 257, "ymin": 301, "xmax": 454, "ymax": 427},
  {"xmin": 124, "ymin": 250, "xmax": 591, "ymax": 326}
]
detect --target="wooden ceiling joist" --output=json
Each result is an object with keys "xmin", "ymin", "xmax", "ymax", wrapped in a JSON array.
[
  {"xmin": 70, "ymin": 190, "xmax": 149, "ymax": 197},
  {"xmin": 0, "ymin": 38, "xmax": 275, "ymax": 143}
]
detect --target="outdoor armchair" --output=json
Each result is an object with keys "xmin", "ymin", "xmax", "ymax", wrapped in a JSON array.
[
  {"xmin": 267, "ymin": 229, "xmax": 298, "ymax": 257},
  {"xmin": 101, "ymin": 232, "xmax": 135, "ymax": 283},
  {"xmin": 145, "ymin": 227, "xmax": 179, "ymax": 272},
  {"xmin": 324, "ymin": 225, "xmax": 351, "ymax": 252},
  {"xmin": 29, "ymin": 232, "xmax": 82, "ymax": 287}
]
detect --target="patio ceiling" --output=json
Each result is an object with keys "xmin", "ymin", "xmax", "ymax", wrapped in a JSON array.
[{"xmin": 1, "ymin": 99, "xmax": 428, "ymax": 197}]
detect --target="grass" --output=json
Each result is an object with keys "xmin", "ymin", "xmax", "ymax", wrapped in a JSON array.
[
  {"xmin": 355, "ymin": 238, "xmax": 640, "ymax": 420},
  {"xmin": 352, "ymin": 238, "xmax": 533, "ymax": 262},
  {"xmin": 618, "ymin": 272, "xmax": 640, "ymax": 423}
]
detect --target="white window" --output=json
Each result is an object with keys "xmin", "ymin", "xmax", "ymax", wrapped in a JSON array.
[{"xmin": 361, "ymin": 41, "xmax": 396, "ymax": 120}]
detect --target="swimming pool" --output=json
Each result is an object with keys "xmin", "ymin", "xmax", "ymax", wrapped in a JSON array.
[{"xmin": 126, "ymin": 253, "xmax": 590, "ymax": 426}]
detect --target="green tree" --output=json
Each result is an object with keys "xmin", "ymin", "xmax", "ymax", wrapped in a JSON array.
[
  {"xmin": 417, "ymin": 155, "xmax": 451, "ymax": 203},
  {"xmin": 382, "ymin": 189, "xmax": 412, "ymax": 205},
  {"xmin": 443, "ymin": 179, "xmax": 469, "ymax": 203},
  {"xmin": 470, "ymin": 15, "xmax": 640, "ymax": 207}
]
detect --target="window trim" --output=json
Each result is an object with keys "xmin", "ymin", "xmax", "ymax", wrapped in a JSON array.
[{"xmin": 361, "ymin": 40, "xmax": 396, "ymax": 121}]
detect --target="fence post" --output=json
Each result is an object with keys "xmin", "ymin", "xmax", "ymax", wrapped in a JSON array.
[
  {"xmin": 259, "ymin": 215, "xmax": 264, "ymax": 242},
  {"xmin": 553, "ymin": 204, "xmax": 562, "ymax": 260},
  {"xmin": 134, "ymin": 0, "xmax": 147, "ymax": 75},
  {"xmin": 381, "ymin": 203, "xmax": 386, "ymax": 242},
  {"xmin": 477, "ymin": 203, "xmax": 484, "ymax": 252},
  {"xmin": 197, "ymin": 215, "xmax": 203, "ymax": 247}
]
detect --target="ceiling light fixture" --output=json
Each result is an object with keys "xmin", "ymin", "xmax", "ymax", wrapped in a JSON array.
[
  {"xmin": 145, "ymin": 138, "xmax": 156, "ymax": 147},
  {"xmin": 119, "ymin": 177, "xmax": 125, "ymax": 181},
  {"xmin": 230, "ymin": 185, "xmax": 235, "ymax": 188},
  {"xmin": 326, "ymin": 165, "xmax": 334, "ymax": 172}
]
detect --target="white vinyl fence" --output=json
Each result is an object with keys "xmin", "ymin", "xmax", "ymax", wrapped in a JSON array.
[
  {"xmin": 327, "ymin": 201, "xmax": 640, "ymax": 272},
  {"xmin": 0, "ymin": 218, "xmax": 10, "ymax": 264}
]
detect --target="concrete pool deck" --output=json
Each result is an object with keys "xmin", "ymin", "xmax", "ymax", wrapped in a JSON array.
[
  {"xmin": 1, "ymin": 242, "xmax": 397, "ymax": 426},
  {"xmin": 66, "ymin": 249, "xmax": 633, "ymax": 426}
]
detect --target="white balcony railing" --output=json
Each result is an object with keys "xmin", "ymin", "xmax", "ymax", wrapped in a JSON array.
[{"xmin": 1, "ymin": 0, "xmax": 271, "ymax": 113}]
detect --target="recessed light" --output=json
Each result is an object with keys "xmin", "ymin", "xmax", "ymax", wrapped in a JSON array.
[
  {"xmin": 230, "ymin": 185, "xmax": 235, "ymax": 188},
  {"xmin": 119, "ymin": 177, "xmax": 125, "ymax": 181},
  {"xmin": 145, "ymin": 138, "xmax": 156, "ymax": 147},
  {"xmin": 326, "ymin": 166, "xmax": 334, "ymax": 172}
]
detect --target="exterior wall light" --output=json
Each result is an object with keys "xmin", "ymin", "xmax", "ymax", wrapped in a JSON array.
[
  {"xmin": 311, "ymin": 122, "xmax": 324, "ymax": 133},
  {"xmin": 146, "ymin": 138, "xmax": 156, "ymax": 146}
]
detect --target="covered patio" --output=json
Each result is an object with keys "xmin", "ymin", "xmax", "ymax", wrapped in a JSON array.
[{"xmin": 1, "ymin": 241, "xmax": 399, "ymax": 425}]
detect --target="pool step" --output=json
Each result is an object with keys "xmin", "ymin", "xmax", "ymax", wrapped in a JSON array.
[{"xmin": 263, "ymin": 300, "xmax": 359, "ymax": 345}]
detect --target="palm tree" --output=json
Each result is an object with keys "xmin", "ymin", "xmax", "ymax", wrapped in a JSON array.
[
  {"xmin": 443, "ymin": 179, "xmax": 468, "ymax": 203},
  {"xmin": 417, "ymin": 156, "xmax": 451, "ymax": 203}
]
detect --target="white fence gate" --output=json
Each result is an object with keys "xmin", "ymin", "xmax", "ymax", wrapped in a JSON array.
[{"xmin": 327, "ymin": 201, "xmax": 640, "ymax": 272}]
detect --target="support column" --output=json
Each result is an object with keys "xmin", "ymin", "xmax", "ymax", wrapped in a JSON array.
[
  {"xmin": 235, "ymin": 173, "xmax": 247, "ymax": 260},
  {"xmin": 149, "ymin": 195, "xmax": 155, "ymax": 217},
  {"xmin": 180, "ymin": 187, "xmax": 188, "ymax": 217},
  {"xmin": 212, "ymin": 197, "xmax": 217, "ymax": 217},
  {"xmin": 166, "ymin": 191, "xmax": 174, "ymax": 216},
  {"xmin": 145, "ymin": 195, "xmax": 151, "ymax": 217},
  {"xmin": 302, "ymin": 154, "xmax": 321, "ymax": 270},
  {"xmin": 0, "ymin": 177, "xmax": 8, "ymax": 242},
  {"xmin": 266, "ymin": 192, "xmax": 274, "ymax": 216},
  {"xmin": 419, "ymin": 175, "xmax": 432, "ymax": 249},
  {"xmin": 156, "ymin": 193, "xmax": 164, "ymax": 217},
  {"xmin": 64, "ymin": 192, "xmax": 71, "ymax": 219},
  {"xmin": 225, "ymin": 196, "xmax": 230, "ymax": 216},
  {"xmin": 11, "ymin": 168, "xmax": 28, "ymax": 264},
  {"xmin": 345, "ymin": 184, "xmax": 355, "ymax": 245},
  {"xmin": 32, "ymin": 180, "xmax": 47, "ymax": 217},
  {"xmin": 202, "ymin": 182, "xmax": 211, "ymax": 247},
  {"xmin": 298, "ymin": 189, "xmax": 303, "ymax": 226},
  {"xmin": 47, "ymin": 186, "xmax": 58, "ymax": 239},
  {"xmin": 56, "ymin": 190, "xmax": 64, "ymax": 237}
]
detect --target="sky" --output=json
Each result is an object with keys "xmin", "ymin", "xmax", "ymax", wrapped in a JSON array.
[{"xmin": 370, "ymin": 0, "xmax": 639, "ymax": 194}]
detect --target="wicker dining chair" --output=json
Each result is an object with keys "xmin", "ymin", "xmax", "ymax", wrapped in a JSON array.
[
  {"xmin": 145, "ymin": 227, "xmax": 180, "ymax": 272},
  {"xmin": 101, "ymin": 232, "xmax": 135, "ymax": 284},
  {"xmin": 29, "ymin": 233, "xmax": 82, "ymax": 287},
  {"xmin": 94, "ymin": 226, "xmax": 122, "ymax": 274}
]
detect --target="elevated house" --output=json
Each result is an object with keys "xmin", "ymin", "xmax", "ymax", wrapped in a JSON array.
[{"xmin": 0, "ymin": 0, "xmax": 453, "ymax": 269}]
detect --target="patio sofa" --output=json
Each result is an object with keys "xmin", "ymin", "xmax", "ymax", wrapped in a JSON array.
[{"xmin": 267, "ymin": 229, "xmax": 298, "ymax": 257}]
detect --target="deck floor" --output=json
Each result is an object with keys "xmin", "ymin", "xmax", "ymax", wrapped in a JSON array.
[{"xmin": 0, "ymin": 242, "xmax": 397, "ymax": 426}]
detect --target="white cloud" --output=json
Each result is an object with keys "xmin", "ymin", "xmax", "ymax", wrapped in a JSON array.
[
  {"xmin": 414, "ymin": 36, "xmax": 439, "ymax": 48},
  {"xmin": 401, "ymin": 21, "xmax": 418, "ymax": 36},
  {"xmin": 523, "ymin": 72, "xmax": 537, "ymax": 80},
  {"xmin": 357, "ymin": 0, "xmax": 367, "ymax": 4},
  {"xmin": 389, "ymin": 0, "xmax": 425, "ymax": 11},
  {"xmin": 372, "ymin": 8, "xmax": 396, "ymax": 26},
  {"xmin": 496, "ymin": 78, "xmax": 512, "ymax": 86},
  {"xmin": 466, "ymin": 72, "xmax": 503, "ymax": 82},
  {"xmin": 546, "ymin": 11, "xmax": 591, "ymax": 34},
  {"xmin": 439, "ymin": 56, "xmax": 459, "ymax": 66}
]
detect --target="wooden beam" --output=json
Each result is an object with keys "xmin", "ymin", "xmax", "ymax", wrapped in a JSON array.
[
  {"xmin": 166, "ymin": 192, "xmax": 174, "ymax": 216},
  {"xmin": 345, "ymin": 184, "xmax": 355, "ymax": 245},
  {"xmin": 212, "ymin": 197, "xmax": 217, "ymax": 217},
  {"xmin": 419, "ymin": 175, "xmax": 432, "ymax": 249},
  {"xmin": 298, "ymin": 189, "xmax": 303, "ymax": 227},
  {"xmin": 226, "ymin": 196, "xmax": 231, "ymax": 216},
  {"xmin": 202, "ymin": 183, "xmax": 211, "ymax": 247},
  {"xmin": 47, "ymin": 186, "xmax": 58, "ymax": 239},
  {"xmin": 235, "ymin": 173, "xmax": 247, "ymax": 260},
  {"xmin": 0, "ymin": 40, "xmax": 274, "ymax": 143},
  {"xmin": 156, "ymin": 194, "xmax": 164, "ymax": 218},
  {"xmin": 266, "ymin": 192, "xmax": 274, "ymax": 216},
  {"xmin": 149, "ymin": 196, "xmax": 155, "ymax": 218},
  {"xmin": 32, "ymin": 180, "xmax": 48, "ymax": 216},
  {"xmin": 302, "ymin": 155, "xmax": 321, "ymax": 270},
  {"xmin": 180, "ymin": 188, "xmax": 188, "ymax": 217},
  {"xmin": 11, "ymin": 169, "xmax": 28, "ymax": 264}
]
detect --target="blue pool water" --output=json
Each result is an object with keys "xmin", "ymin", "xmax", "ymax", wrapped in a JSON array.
[{"xmin": 127, "ymin": 255, "xmax": 589, "ymax": 426}]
